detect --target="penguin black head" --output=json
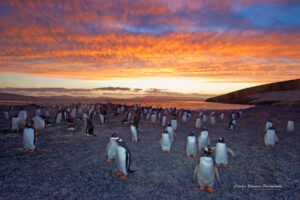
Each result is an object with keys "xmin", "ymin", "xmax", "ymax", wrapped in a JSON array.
[
  {"xmin": 167, "ymin": 122, "xmax": 171, "ymax": 127},
  {"xmin": 112, "ymin": 132, "xmax": 118, "ymax": 137},
  {"xmin": 26, "ymin": 123, "xmax": 33, "ymax": 128},
  {"xmin": 203, "ymin": 147, "xmax": 214, "ymax": 156},
  {"xmin": 163, "ymin": 129, "xmax": 168, "ymax": 133},
  {"xmin": 202, "ymin": 126, "xmax": 207, "ymax": 131},
  {"xmin": 189, "ymin": 131, "xmax": 194, "ymax": 136},
  {"xmin": 219, "ymin": 138, "xmax": 226, "ymax": 143},
  {"xmin": 269, "ymin": 125, "xmax": 275, "ymax": 130}
]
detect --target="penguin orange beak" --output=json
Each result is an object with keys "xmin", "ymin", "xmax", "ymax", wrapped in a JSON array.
[{"xmin": 223, "ymin": 139, "xmax": 226, "ymax": 142}]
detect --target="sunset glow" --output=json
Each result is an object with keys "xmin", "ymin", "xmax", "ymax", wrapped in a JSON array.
[{"xmin": 1, "ymin": 0, "xmax": 299, "ymax": 98}]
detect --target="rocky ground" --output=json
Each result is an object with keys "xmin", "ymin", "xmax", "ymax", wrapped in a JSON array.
[{"xmin": 0, "ymin": 104, "xmax": 299, "ymax": 199}]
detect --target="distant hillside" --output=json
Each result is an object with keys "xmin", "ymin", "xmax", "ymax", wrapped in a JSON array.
[{"xmin": 206, "ymin": 79, "xmax": 300, "ymax": 105}]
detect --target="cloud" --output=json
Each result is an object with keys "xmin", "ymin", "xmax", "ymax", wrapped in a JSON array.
[{"xmin": 0, "ymin": 0, "xmax": 299, "ymax": 83}]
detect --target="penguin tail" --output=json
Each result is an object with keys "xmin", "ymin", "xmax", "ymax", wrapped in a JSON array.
[{"xmin": 128, "ymin": 169, "xmax": 135, "ymax": 174}]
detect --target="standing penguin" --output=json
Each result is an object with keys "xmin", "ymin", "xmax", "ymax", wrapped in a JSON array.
[
  {"xmin": 195, "ymin": 117, "xmax": 202, "ymax": 129},
  {"xmin": 194, "ymin": 147, "xmax": 220, "ymax": 192},
  {"xmin": 86, "ymin": 118, "xmax": 96, "ymax": 137},
  {"xmin": 287, "ymin": 120, "xmax": 294, "ymax": 133},
  {"xmin": 186, "ymin": 131, "xmax": 197, "ymax": 158},
  {"xmin": 166, "ymin": 122, "xmax": 175, "ymax": 143},
  {"xmin": 198, "ymin": 127, "xmax": 210, "ymax": 151},
  {"xmin": 161, "ymin": 114, "xmax": 167, "ymax": 127},
  {"xmin": 265, "ymin": 121, "xmax": 273, "ymax": 132},
  {"xmin": 130, "ymin": 122, "xmax": 138, "ymax": 143},
  {"xmin": 11, "ymin": 116, "xmax": 19, "ymax": 132},
  {"xmin": 213, "ymin": 138, "xmax": 235, "ymax": 168},
  {"xmin": 105, "ymin": 133, "xmax": 119, "ymax": 162},
  {"xmin": 151, "ymin": 112, "xmax": 157, "ymax": 123},
  {"xmin": 171, "ymin": 118, "xmax": 177, "ymax": 131},
  {"xmin": 264, "ymin": 125, "xmax": 279, "ymax": 148},
  {"xmin": 116, "ymin": 139, "xmax": 134, "ymax": 179},
  {"xmin": 160, "ymin": 129, "xmax": 171, "ymax": 153},
  {"xmin": 228, "ymin": 119, "xmax": 236, "ymax": 130},
  {"xmin": 220, "ymin": 112, "xmax": 224, "ymax": 121},
  {"xmin": 210, "ymin": 114, "xmax": 216, "ymax": 125},
  {"xmin": 56, "ymin": 112, "xmax": 62, "ymax": 124},
  {"xmin": 23, "ymin": 123, "xmax": 37, "ymax": 152}
]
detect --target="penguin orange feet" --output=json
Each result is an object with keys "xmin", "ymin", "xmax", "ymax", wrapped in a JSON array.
[
  {"xmin": 161, "ymin": 150, "xmax": 165, "ymax": 153},
  {"xmin": 200, "ymin": 186, "xmax": 205, "ymax": 191},
  {"xmin": 216, "ymin": 164, "xmax": 221, "ymax": 168},
  {"xmin": 192, "ymin": 155, "xmax": 197, "ymax": 159},
  {"xmin": 265, "ymin": 145, "xmax": 269, "ymax": 148},
  {"xmin": 186, "ymin": 155, "xmax": 191, "ymax": 159},
  {"xmin": 28, "ymin": 150, "xmax": 35, "ymax": 153},
  {"xmin": 271, "ymin": 145, "xmax": 275, "ymax": 148},
  {"xmin": 223, "ymin": 164, "xmax": 227, "ymax": 168},
  {"xmin": 120, "ymin": 174, "xmax": 126, "ymax": 179},
  {"xmin": 207, "ymin": 186, "xmax": 213, "ymax": 193},
  {"xmin": 167, "ymin": 150, "xmax": 171, "ymax": 154},
  {"xmin": 116, "ymin": 172, "xmax": 123, "ymax": 176},
  {"xmin": 23, "ymin": 149, "xmax": 29, "ymax": 153},
  {"xmin": 107, "ymin": 159, "xmax": 112, "ymax": 163}
]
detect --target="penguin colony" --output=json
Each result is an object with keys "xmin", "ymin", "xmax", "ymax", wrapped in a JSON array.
[{"xmin": 2, "ymin": 103, "xmax": 295, "ymax": 193}]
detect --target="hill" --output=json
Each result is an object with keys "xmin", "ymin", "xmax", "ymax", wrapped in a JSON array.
[{"xmin": 206, "ymin": 79, "xmax": 300, "ymax": 105}]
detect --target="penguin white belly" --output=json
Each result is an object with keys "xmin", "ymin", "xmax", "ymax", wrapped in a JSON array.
[
  {"xmin": 107, "ymin": 139, "xmax": 118, "ymax": 159},
  {"xmin": 171, "ymin": 120, "xmax": 177, "ymax": 131},
  {"xmin": 36, "ymin": 109, "xmax": 41, "ymax": 116},
  {"xmin": 19, "ymin": 110, "xmax": 27, "ymax": 126},
  {"xmin": 23, "ymin": 128, "xmax": 35, "ymax": 150},
  {"xmin": 265, "ymin": 130, "xmax": 276, "ymax": 145},
  {"xmin": 186, "ymin": 136, "xmax": 196, "ymax": 155},
  {"xmin": 202, "ymin": 115, "xmax": 207, "ymax": 122},
  {"xmin": 167, "ymin": 127, "xmax": 174, "ymax": 143},
  {"xmin": 130, "ymin": 125, "xmax": 138, "ymax": 141},
  {"xmin": 161, "ymin": 133, "xmax": 171, "ymax": 151},
  {"xmin": 220, "ymin": 113, "xmax": 224, "ymax": 120},
  {"xmin": 151, "ymin": 114, "xmax": 156, "ymax": 123},
  {"xmin": 56, "ymin": 113, "xmax": 62, "ymax": 123},
  {"xmin": 197, "ymin": 157, "xmax": 215, "ymax": 186},
  {"xmin": 215, "ymin": 143, "xmax": 228, "ymax": 164},
  {"xmin": 182, "ymin": 115, "xmax": 187, "ymax": 122},
  {"xmin": 12, "ymin": 117, "xmax": 19, "ymax": 131},
  {"xmin": 198, "ymin": 131, "xmax": 208, "ymax": 149},
  {"xmin": 4, "ymin": 111, "xmax": 9, "ymax": 120},
  {"xmin": 117, "ymin": 146, "xmax": 128, "ymax": 175},
  {"xmin": 45, "ymin": 111, "xmax": 50, "ymax": 117},
  {"xmin": 128, "ymin": 112, "xmax": 132, "ymax": 121},
  {"xmin": 100, "ymin": 114, "xmax": 104, "ymax": 124},
  {"xmin": 195, "ymin": 118, "xmax": 202, "ymax": 128},
  {"xmin": 33, "ymin": 116, "xmax": 45, "ymax": 131},
  {"xmin": 210, "ymin": 116, "xmax": 216, "ymax": 125},
  {"xmin": 287, "ymin": 121, "xmax": 294, "ymax": 132},
  {"xmin": 162, "ymin": 116, "xmax": 167, "ymax": 126},
  {"xmin": 71, "ymin": 108, "xmax": 76, "ymax": 119}
]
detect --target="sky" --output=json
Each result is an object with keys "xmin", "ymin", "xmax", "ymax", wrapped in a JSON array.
[{"xmin": 0, "ymin": 0, "xmax": 299, "ymax": 98}]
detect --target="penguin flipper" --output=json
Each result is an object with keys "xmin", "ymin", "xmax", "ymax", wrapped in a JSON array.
[
  {"xmin": 105, "ymin": 143, "xmax": 108, "ymax": 155},
  {"xmin": 193, "ymin": 165, "xmax": 199, "ymax": 180},
  {"xmin": 214, "ymin": 167, "xmax": 220, "ymax": 185},
  {"xmin": 227, "ymin": 148, "xmax": 235, "ymax": 158}
]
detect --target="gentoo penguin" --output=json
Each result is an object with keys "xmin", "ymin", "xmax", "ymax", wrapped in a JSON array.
[
  {"xmin": 18, "ymin": 110, "xmax": 28, "ymax": 128},
  {"xmin": 198, "ymin": 127, "xmax": 210, "ymax": 151},
  {"xmin": 99, "ymin": 113, "xmax": 105, "ymax": 124},
  {"xmin": 71, "ymin": 107, "xmax": 76, "ymax": 119},
  {"xmin": 194, "ymin": 147, "xmax": 220, "ymax": 192},
  {"xmin": 220, "ymin": 112, "xmax": 224, "ymax": 121},
  {"xmin": 11, "ymin": 116, "xmax": 19, "ymax": 132},
  {"xmin": 210, "ymin": 114, "xmax": 216, "ymax": 125},
  {"xmin": 265, "ymin": 121, "xmax": 273, "ymax": 132},
  {"xmin": 116, "ymin": 139, "xmax": 134, "ymax": 179},
  {"xmin": 4, "ymin": 111, "xmax": 9, "ymax": 121},
  {"xmin": 264, "ymin": 126, "xmax": 279, "ymax": 148},
  {"xmin": 287, "ymin": 120, "xmax": 294, "ymax": 133},
  {"xmin": 202, "ymin": 114, "xmax": 207, "ymax": 123},
  {"xmin": 182, "ymin": 113, "xmax": 187, "ymax": 122},
  {"xmin": 56, "ymin": 112, "xmax": 62, "ymax": 124},
  {"xmin": 161, "ymin": 114, "xmax": 167, "ymax": 127},
  {"xmin": 105, "ymin": 133, "xmax": 119, "ymax": 162},
  {"xmin": 23, "ymin": 123, "xmax": 37, "ymax": 152},
  {"xmin": 195, "ymin": 117, "xmax": 202, "ymax": 129},
  {"xmin": 228, "ymin": 119, "xmax": 236, "ymax": 130},
  {"xmin": 171, "ymin": 118, "xmax": 177, "ymax": 131},
  {"xmin": 213, "ymin": 138, "xmax": 235, "ymax": 168},
  {"xmin": 151, "ymin": 112, "xmax": 157, "ymax": 123},
  {"xmin": 35, "ymin": 108, "xmax": 41, "ymax": 116},
  {"xmin": 186, "ymin": 131, "xmax": 197, "ymax": 158},
  {"xmin": 86, "ymin": 118, "xmax": 96, "ymax": 137},
  {"xmin": 130, "ymin": 122, "xmax": 138, "ymax": 143},
  {"xmin": 32, "ymin": 115, "xmax": 45, "ymax": 132},
  {"xmin": 45, "ymin": 110, "xmax": 50, "ymax": 118},
  {"xmin": 160, "ymin": 129, "xmax": 171, "ymax": 153},
  {"xmin": 166, "ymin": 122, "xmax": 175, "ymax": 143}
]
